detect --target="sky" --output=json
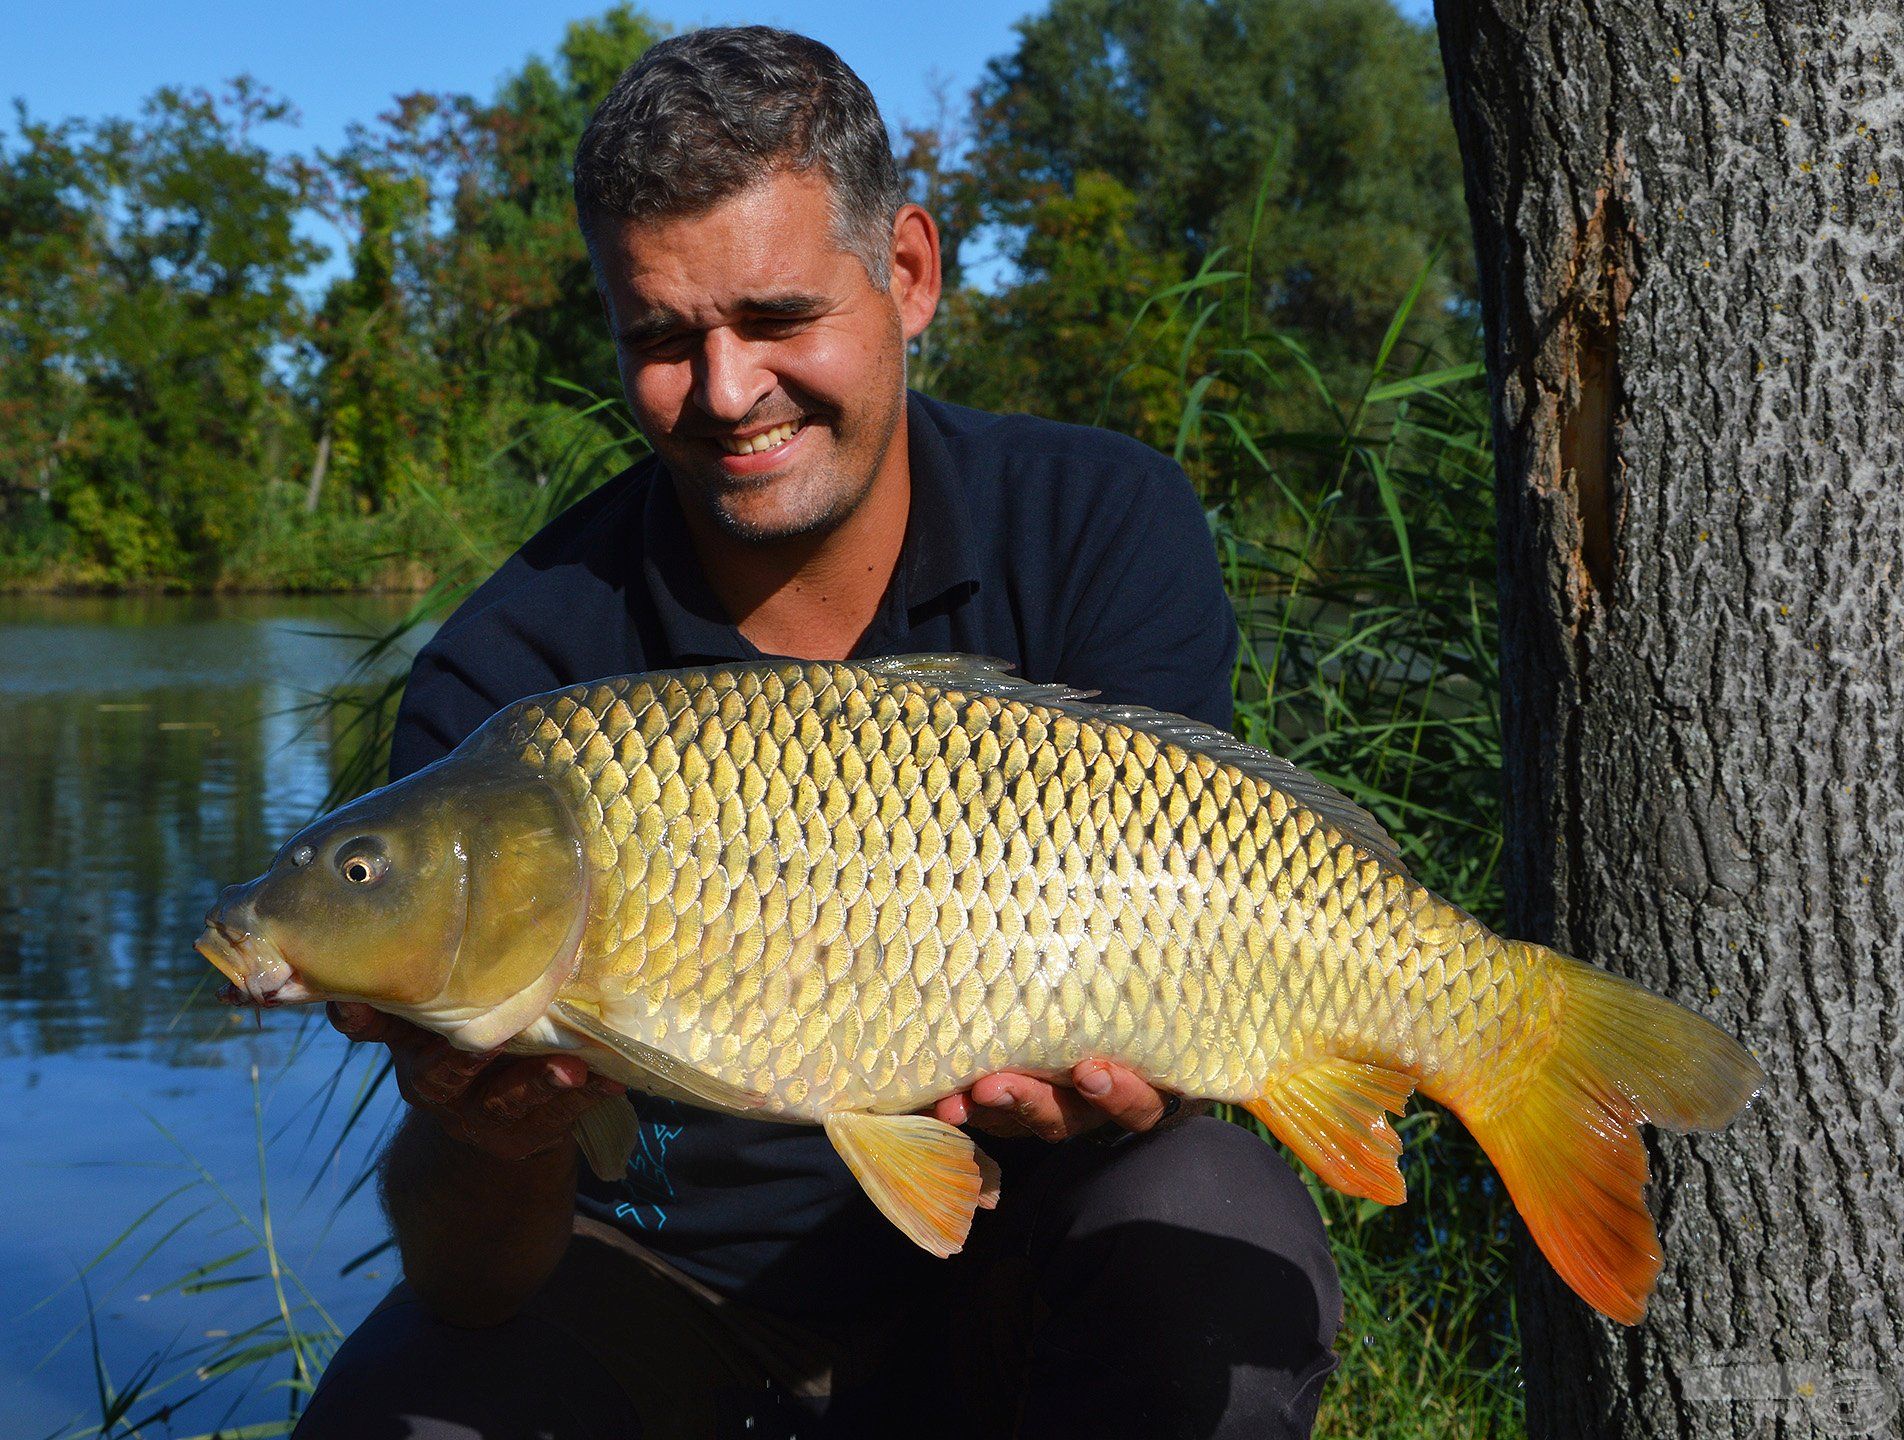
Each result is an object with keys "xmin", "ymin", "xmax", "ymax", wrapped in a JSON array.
[
  {"xmin": 6, "ymin": 0, "xmax": 1438, "ymax": 152},
  {"xmin": 3, "ymin": 0, "xmax": 1437, "ymax": 286},
  {"xmin": 4, "ymin": 1, "xmax": 1044, "ymax": 157}
]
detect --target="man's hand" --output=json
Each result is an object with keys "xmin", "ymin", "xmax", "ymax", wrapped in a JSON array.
[
  {"xmin": 328, "ymin": 1002, "xmax": 623, "ymax": 1164},
  {"xmin": 930, "ymin": 1061, "xmax": 1184, "ymax": 1142}
]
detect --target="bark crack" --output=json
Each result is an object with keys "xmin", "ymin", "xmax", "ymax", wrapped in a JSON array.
[{"xmin": 1556, "ymin": 184, "xmax": 1634, "ymax": 609}]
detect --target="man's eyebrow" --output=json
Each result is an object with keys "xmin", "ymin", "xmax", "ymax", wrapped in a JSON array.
[{"xmin": 738, "ymin": 292, "xmax": 830, "ymax": 317}]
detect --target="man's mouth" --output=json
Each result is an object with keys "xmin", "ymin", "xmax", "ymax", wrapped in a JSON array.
[{"xmin": 714, "ymin": 417, "xmax": 808, "ymax": 457}]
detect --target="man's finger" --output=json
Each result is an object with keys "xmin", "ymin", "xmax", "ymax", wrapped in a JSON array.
[
  {"xmin": 1072, "ymin": 1061, "xmax": 1173, "ymax": 1132},
  {"xmin": 969, "ymin": 1073, "xmax": 1102, "ymax": 1142},
  {"xmin": 327, "ymin": 1001, "xmax": 390, "ymax": 1042},
  {"xmin": 332, "ymin": 1004, "xmax": 442, "ymax": 1061},
  {"xmin": 402, "ymin": 1040, "xmax": 498, "ymax": 1107},
  {"xmin": 466, "ymin": 1057, "xmax": 574, "ymax": 1128},
  {"xmin": 930, "ymin": 1092, "xmax": 973, "ymax": 1126},
  {"xmin": 932, "ymin": 1088, "xmax": 1038, "ymax": 1138}
]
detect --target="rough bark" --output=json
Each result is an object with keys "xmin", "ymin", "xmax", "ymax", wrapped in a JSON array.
[{"xmin": 1433, "ymin": 3, "xmax": 1904, "ymax": 1436}]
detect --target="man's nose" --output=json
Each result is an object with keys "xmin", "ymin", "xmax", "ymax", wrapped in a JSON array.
[{"xmin": 691, "ymin": 328, "xmax": 773, "ymax": 423}]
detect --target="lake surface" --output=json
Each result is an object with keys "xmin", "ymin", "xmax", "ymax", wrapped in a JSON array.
[{"xmin": 0, "ymin": 596, "xmax": 435, "ymax": 1437}]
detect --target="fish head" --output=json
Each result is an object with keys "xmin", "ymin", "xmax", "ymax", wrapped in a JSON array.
[{"xmin": 197, "ymin": 756, "xmax": 588, "ymax": 1039}]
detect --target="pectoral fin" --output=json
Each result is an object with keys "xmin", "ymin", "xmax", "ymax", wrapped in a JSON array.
[
  {"xmin": 572, "ymin": 1093, "xmax": 642, "ymax": 1182},
  {"xmin": 824, "ymin": 1112, "xmax": 1002, "ymax": 1258},
  {"xmin": 550, "ymin": 1001, "xmax": 768, "ymax": 1113},
  {"xmin": 1244, "ymin": 1056, "xmax": 1416, "ymax": 1205}
]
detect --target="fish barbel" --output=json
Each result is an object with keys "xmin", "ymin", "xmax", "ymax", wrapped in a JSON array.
[{"xmin": 197, "ymin": 655, "xmax": 1761, "ymax": 1323}]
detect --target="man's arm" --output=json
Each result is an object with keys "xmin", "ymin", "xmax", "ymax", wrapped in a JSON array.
[{"xmin": 337, "ymin": 1003, "xmax": 622, "ymax": 1326}]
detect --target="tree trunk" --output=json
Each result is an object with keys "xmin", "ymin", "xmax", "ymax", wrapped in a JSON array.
[
  {"xmin": 1433, "ymin": 3, "xmax": 1903, "ymax": 1436},
  {"xmin": 304, "ymin": 420, "xmax": 332, "ymax": 514}
]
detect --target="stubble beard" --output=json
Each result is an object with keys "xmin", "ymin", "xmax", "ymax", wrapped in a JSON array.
[{"xmin": 682, "ymin": 382, "xmax": 904, "ymax": 547}]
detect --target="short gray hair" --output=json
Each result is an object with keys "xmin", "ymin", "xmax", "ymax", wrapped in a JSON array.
[{"xmin": 573, "ymin": 26, "xmax": 905, "ymax": 284}]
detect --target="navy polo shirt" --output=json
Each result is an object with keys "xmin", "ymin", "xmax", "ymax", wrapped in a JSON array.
[{"xmin": 389, "ymin": 389, "xmax": 1237, "ymax": 1324}]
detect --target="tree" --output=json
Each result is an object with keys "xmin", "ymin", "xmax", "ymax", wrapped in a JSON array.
[
  {"xmin": 0, "ymin": 111, "xmax": 94, "ymax": 532},
  {"xmin": 1433, "ymin": 3, "xmax": 1903, "ymax": 1436},
  {"xmin": 0, "ymin": 82, "xmax": 317, "ymax": 585},
  {"xmin": 315, "ymin": 159, "xmax": 433, "ymax": 511},
  {"xmin": 929, "ymin": 171, "xmax": 1194, "ymax": 451},
  {"xmin": 322, "ymin": 5, "xmax": 662, "ymax": 491},
  {"xmin": 969, "ymin": 0, "xmax": 1470, "ymax": 359}
]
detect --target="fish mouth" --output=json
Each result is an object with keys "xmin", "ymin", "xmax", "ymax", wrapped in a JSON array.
[{"xmin": 195, "ymin": 918, "xmax": 318, "ymax": 1008}]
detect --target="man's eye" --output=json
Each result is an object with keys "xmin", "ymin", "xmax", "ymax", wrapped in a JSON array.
[
  {"xmin": 745, "ymin": 316, "xmax": 811, "ymax": 339},
  {"xmin": 630, "ymin": 335, "xmax": 691, "ymax": 361}
]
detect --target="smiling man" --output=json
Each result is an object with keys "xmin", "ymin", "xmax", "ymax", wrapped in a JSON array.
[{"xmin": 296, "ymin": 26, "xmax": 1340, "ymax": 1440}]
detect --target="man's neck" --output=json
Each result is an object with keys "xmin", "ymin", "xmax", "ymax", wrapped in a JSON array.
[{"xmin": 677, "ymin": 413, "xmax": 911, "ymax": 663}]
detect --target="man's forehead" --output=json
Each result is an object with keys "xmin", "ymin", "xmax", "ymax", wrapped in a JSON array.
[{"xmin": 591, "ymin": 171, "xmax": 865, "ymax": 314}]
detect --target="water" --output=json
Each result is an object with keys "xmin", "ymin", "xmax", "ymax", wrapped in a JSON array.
[{"xmin": 0, "ymin": 595, "xmax": 435, "ymax": 1437}]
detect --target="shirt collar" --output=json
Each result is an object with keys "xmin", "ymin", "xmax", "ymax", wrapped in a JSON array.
[{"xmin": 635, "ymin": 389, "xmax": 980, "ymax": 660}]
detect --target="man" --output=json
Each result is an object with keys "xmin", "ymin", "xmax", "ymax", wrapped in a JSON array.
[{"xmin": 298, "ymin": 26, "xmax": 1339, "ymax": 1440}]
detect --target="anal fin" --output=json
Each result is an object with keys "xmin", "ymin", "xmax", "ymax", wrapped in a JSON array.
[
  {"xmin": 824, "ymin": 1112, "xmax": 1001, "ymax": 1258},
  {"xmin": 1244, "ymin": 1056, "xmax": 1416, "ymax": 1206},
  {"xmin": 550, "ymin": 1000, "xmax": 768, "ymax": 1114}
]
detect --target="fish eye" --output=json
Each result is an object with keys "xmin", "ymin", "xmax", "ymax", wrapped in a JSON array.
[{"xmin": 335, "ymin": 839, "xmax": 389, "ymax": 886}]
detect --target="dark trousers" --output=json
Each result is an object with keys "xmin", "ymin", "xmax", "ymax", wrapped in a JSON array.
[{"xmin": 296, "ymin": 1117, "xmax": 1341, "ymax": 1439}]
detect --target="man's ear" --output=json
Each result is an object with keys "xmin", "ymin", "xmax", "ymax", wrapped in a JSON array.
[{"xmin": 888, "ymin": 203, "xmax": 942, "ymax": 342}]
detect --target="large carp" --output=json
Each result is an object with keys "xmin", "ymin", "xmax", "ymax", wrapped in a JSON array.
[{"xmin": 198, "ymin": 655, "xmax": 1761, "ymax": 1324}]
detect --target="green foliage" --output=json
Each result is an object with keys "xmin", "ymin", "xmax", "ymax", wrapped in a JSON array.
[
  {"xmin": 4, "ymin": 0, "xmax": 1470, "ymax": 596},
  {"xmin": 1204, "ymin": 297, "xmax": 1520, "ymax": 1438},
  {"xmin": 0, "ymin": 84, "xmax": 320, "ymax": 587},
  {"xmin": 933, "ymin": 171, "xmax": 1197, "ymax": 443},
  {"xmin": 965, "ymin": 0, "xmax": 1471, "ymax": 363},
  {"xmin": 0, "ymin": 9, "xmax": 664, "ymax": 592},
  {"xmin": 919, "ymin": 0, "xmax": 1474, "ymax": 470}
]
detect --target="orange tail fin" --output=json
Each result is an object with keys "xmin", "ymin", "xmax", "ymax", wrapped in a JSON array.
[{"xmin": 1456, "ymin": 944, "xmax": 1762, "ymax": 1325}]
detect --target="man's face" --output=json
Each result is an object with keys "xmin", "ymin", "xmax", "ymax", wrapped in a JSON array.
[{"xmin": 589, "ymin": 169, "xmax": 938, "ymax": 543}]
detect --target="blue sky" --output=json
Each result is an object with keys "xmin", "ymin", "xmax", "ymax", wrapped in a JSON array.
[
  {"xmin": 4, "ymin": 0, "xmax": 1436, "ymax": 287},
  {"xmin": 6, "ymin": 1, "xmax": 1048, "ymax": 156},
  {"xmin": 6, "ymin": 0, "xmax": 1437, "ymax": 153}
]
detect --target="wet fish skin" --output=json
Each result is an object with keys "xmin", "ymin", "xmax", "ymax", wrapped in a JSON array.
[
  {"xmin": 500, "ymin": 655, "xmax": 1760, "ymax": 1323},
  {"xmin": 513, "ymin": 659, "xmax": 1520, "ymax": 1118},
  {"xmin": 200, "ymin": 654, "xmax": 1763, "ymax": 1323}
]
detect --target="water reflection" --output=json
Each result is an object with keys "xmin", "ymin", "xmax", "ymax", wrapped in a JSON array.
[{"xmin": 0, "ymin": 596, "xmax": 432, "ymax": 1059}]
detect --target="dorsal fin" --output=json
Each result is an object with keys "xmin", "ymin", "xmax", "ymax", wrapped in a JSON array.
[
  {"xmin": 862, "ymin": 653, "xmax": 1409, "ymax": 877},
  {"xmin": 860, "ymin": 654, "xmax": 1100, "ymax": 708}
]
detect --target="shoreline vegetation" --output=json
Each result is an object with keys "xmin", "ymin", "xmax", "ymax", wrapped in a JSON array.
[
  {"xmin": 18, "ymin": 3, "xmax": 1526, "ymax": 1434},
  {"xmin": 1, "ymin": 0, "xmax": 1469, "ymax": 598}
]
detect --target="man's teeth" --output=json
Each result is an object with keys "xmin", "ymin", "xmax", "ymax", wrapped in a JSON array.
[{"xmin": 718, "ymin": 420, "xmax": 804, "ymax": 456}]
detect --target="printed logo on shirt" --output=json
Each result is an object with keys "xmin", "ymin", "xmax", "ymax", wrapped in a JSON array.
[{"xmin": 611, "ymin": 1097, "xmax": 683, "ymax": 1230}]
